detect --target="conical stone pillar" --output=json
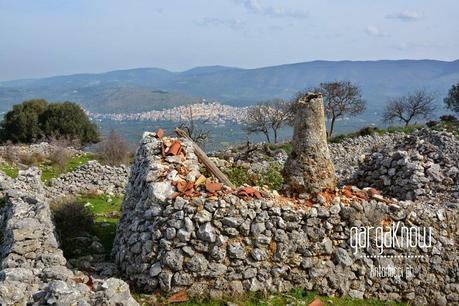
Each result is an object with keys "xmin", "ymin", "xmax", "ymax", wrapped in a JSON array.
[{"xmin": 283, "ymin": 92, "xmax": 336, "ymax": 194}]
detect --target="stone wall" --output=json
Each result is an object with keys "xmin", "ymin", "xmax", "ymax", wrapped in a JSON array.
[
  {"xmin": 46, "ymin": 160, "xmax": 129, "ymax": 199},
  {"xmin": 0, "ymin": 168, "xmax": 138, "ymax": 305},
  {"xmin": 113, "ymin": 132, "xmax": 459, "ymax": 305},
  {"xmin": 353, "ymin": 129, "xmax": 459, "ymax": 201}
]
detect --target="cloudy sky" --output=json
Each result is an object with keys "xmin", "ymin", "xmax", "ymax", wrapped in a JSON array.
[{"xmin": 1, "ymin": 0, "xmax": 458, "ymax": 80}]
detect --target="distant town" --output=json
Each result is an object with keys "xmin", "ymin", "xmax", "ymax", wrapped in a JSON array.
[{"xmin": 86, "ymin": 102, "xmax": 249, "ymax": 125}]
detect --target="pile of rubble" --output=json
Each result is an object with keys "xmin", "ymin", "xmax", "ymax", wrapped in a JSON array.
[
  {"xmin": 210, "ymin": 133, "xmax": 405, "ymax": 184},
  {"xmin": 0, "ymin": 168, "xmax": 138, "ymax": 305},
  {"xmin": 353, "ymin": 129, "xmax": 459, "ymax": 201},
  {"xmin": 46, "ymin": 160, "xmax": 129, "ymax": 199}
]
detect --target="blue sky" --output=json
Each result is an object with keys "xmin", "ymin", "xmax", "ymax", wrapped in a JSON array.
[{"xmin": 1, "ymin": 0, "xmax": 458, "ymax": 80}]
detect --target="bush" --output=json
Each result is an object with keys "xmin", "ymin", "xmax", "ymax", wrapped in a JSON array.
[
  {"xmin": 225, "ymin": 163, "xmax": 283, "ymax": 190},
  {"xmin": 49, "ymin": 147, "xmax": 71, "ymax": 172},
  {"xmin": 356, "ymin": 126, "xmax": 380, "ymax": 136},
  {"xmin": 440, "ymin": 114, "xmax": 458, "ymax": 122},
  {"xmin": 51, "ymin": 199, "xmax": 96, "ymax": 257},
  {"xmin": 426, "ymin": 120, "xmax": 439, "ymax": 127},
  {"xmin": 0, "ymin": 100, "xmax": 99, "ymax": 146},
  {"xmin": 95, "ymin": 129, "xmax": 130, "ymax": 166},
  {"xmin": 18, "ymin": 151, "xmax": 46, "ymax": 166}
]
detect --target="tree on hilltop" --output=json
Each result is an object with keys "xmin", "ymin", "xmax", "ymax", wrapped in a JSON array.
[
  {"xmin": 311, "ymin": 81, "xmax": 366, "ymax": 137},
  {"xmin": 244, "ymin": 99, "xmax": 293, "ymax": 143},
  {"xmin": 0, "ymin": 100, "xmax": 99, "ymax": 146},
  {"xmin": 0, "ymin": 99, "xmax": 48, "ymax": 143},
  {"xmin": 383, "ymin": 90, "xmax": 436, "ymax": 126},
  {"xmin": 444, "ymin": 83, "xmax": 459, "ymax": 114}
]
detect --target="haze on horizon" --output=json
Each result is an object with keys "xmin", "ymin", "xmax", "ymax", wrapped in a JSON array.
[{"xmin": 1, "ymin": 0, "xmax": 458, "ymax": 81}]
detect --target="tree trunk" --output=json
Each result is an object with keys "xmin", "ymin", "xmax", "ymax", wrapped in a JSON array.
[
  {"xmin": 273, "ymin": 129, "xmax": 278, "ymax": 143},
  {"xmin": 264, "ymin": 132, "xmax": 271, "ymax": 143},
  {"xmin": 329, "ymin": 116, "xmax": 336, "ymax": 137},
  {"xmin": 283, "ymin": 92, "xmax": 337, "ymax": 194}
]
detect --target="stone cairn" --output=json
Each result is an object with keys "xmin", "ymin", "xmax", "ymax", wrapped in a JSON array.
[{"xmin": 283, "ymin": 92, "xmax": 337, "ymax": 194}]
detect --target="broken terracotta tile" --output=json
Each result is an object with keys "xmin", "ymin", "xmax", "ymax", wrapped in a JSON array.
[
  {"xmin": 205, "ymin": 181, "xmax": 223, "ymax": 193},
  {"xmin": 170, "ymin": 192, "xmax": 180, "ymax": 200},
  {"xmin": 156, "ymin": 128, "xmax": 164, "ymax": 139},
  {"xmin": 308, "ymin": 297, "xmax": 324, "ymax": 306},
  {"xmin": 167, "ymin": 289, "xmax": 189, "ymax": 303},
  {"xmin": 167, "ymin": 141, "xmax": 182, "ymax": 156},
  {"xmin": 342, "ymin": 189, "xmax": 353, "ymax": 198}
]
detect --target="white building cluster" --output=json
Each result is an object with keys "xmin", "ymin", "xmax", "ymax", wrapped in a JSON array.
[{"xmin": 87, "ymin": 102, "xmax": 249, "ymax": 124}]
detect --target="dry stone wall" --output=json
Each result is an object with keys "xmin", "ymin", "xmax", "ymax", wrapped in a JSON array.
[
  {"xmin": 46, "ymin": 160, "xmax": 129, "ymax": 199},
  {"xmin": 113, "ymin": 132, "xmax": 459, "ymax": 305},
  {"xmin": 0, "ymin": 168, "xmax": 138, "ymax": 305}
]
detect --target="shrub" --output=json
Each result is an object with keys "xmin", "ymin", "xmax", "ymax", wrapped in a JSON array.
[
  {"xmin": 39, "ymin": 102, "xmax": 99, "ymax": 146},
  {"xmin": 426, "ymin": 120, "xmax": 439, "ymax": 127},
  {"xmin": 18, "ymin": 151, "xmax": 46, "ymax": 166},
  {"xmin": 440, "ymin": 114, "xmax": 458, "ymax": 122},
  {"xmin": 95, "ymin": 129, "xmax": 130, "ymax": 166},
  {"xmin": 225, "ymin": 163, "xmax": 283, "ymax": 190},
  {"xmin": 356, "ymin": 126, "xmax": 380, "ymax": 136},
  {"xmin": 0, "ymin": 99, "xmax": 48, "ymax": 143},
  {"xmin": 51, "ymin": 199, "xmax": 96, "ymax": 257},
  {"xmin": 49, "ymin": 147, "xmax": 71, "ymax": 172}
]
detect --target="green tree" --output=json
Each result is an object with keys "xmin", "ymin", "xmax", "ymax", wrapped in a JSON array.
[
  {"xmin": 0, "ymin": 99, "xmax": 48, "ymax": 143},
  {"xmin": 444, "ymin": 83, "xmax": 459, "ymax": 114},
  {"xmin": 39, "ymin": 102, "xmax": 99, "ymax": 145},
  {"xmin": 1, "ymin": 100, "xmax": 99, "ymax": 146}
]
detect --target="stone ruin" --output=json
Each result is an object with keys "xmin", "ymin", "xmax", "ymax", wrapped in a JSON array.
[
  {"xmin": 112, "ymin": 93, "xmax": 459, "ymax": 305},
  {"xmin": 0, "ymin": 168, "xmax": 138, "ymax": 305},
  {"xmin": 283, "ymin": 92, "xmax": 336, "ymax": 193}
]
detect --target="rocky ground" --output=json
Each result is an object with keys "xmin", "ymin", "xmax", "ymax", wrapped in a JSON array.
[
  {"xmin": 211, "ymin": 128, "xmax": 459, "ymax": 205},
  {"xmin": 0, "ymin": 128, "xmax": 458, "ymax": 305}
]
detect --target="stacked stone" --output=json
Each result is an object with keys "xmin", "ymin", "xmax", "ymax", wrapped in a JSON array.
[
  {"xmin": 354, "ymin": 129, "xmax": 459, "ymax": 201},
  {"xmin": 0, "ymin": 168, "xmax": 138, "ymax": 305},
  {"xmin": 113, "ymin": 132, "xmax": 459, "ymax": 305},
  {"xmin": 46, "ymin": 160, "xmax": 129, "ymax": 199},
  {"xmin": 210, "ymin": 133, "xmax": 404, "ymax": 185}
]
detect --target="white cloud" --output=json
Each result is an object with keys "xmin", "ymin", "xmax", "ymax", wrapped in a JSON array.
[
  {"xmin": 386, "ymin": 10, "xmax": 424, "ymax": 21},
  {"xmin": 233, "ymin": 0, "xmax": 308, "ymax": 19},
  {"xmin": 365, "ymin": 26, "xmax": 388, "ymax": 37}
]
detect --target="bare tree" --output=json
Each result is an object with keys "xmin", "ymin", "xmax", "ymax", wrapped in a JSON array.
[
  {"xmin": 178, "ymin": 105, "xmax": 210, "ymax": 145},
  {"xmin": 313, "ymin": 81, "xmax": 366, "ymax": 137},
  {"xmin": 244, "ymin": 99, "xmax": 293, "ymax": 143},
  {"xmin": 96, "ymin": 129, "xmax": 130, "ymax": 166},
  {"xmin": 383, "ymin": 90, "xmax": 436, "ymax": 126}
]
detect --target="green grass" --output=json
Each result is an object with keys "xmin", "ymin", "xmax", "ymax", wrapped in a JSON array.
[
  {"xmin": 225, "ymin": 163, "xmax": 283, "ymax": 190},
  {"xmin": 267, "ymin": 142, "xmax": 293, "ymax": 154},
  {"xmin": 135, "ymin": 288, "xmax": 407, "ymax": 306},
  {"xmin": 0, "ymin": 163, "xmax": 19, "ymax": 178},
  {"xmin": 77, "ymin": 194, "xmax": 123, "ymax": 252},
  {"xmin": 329, "ymin": 124, "xmax": 423, "ymax": 144},
  {"xmin": 431, "ymin": 120, "xmax": 459, "ymax": 138},
  {"xmin": 40, "ymin": 154, "xmax": 93, "ymax": 183}
]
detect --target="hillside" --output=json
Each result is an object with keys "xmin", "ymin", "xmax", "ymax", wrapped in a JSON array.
[{"xmin": 1, "ymin": 59, "xmax": 458, "ymax": 114}]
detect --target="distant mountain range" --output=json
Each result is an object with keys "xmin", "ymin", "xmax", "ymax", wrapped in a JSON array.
[{"xmin": 1, "ymin": 60, "xmax": 458, "ymax": 117}]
